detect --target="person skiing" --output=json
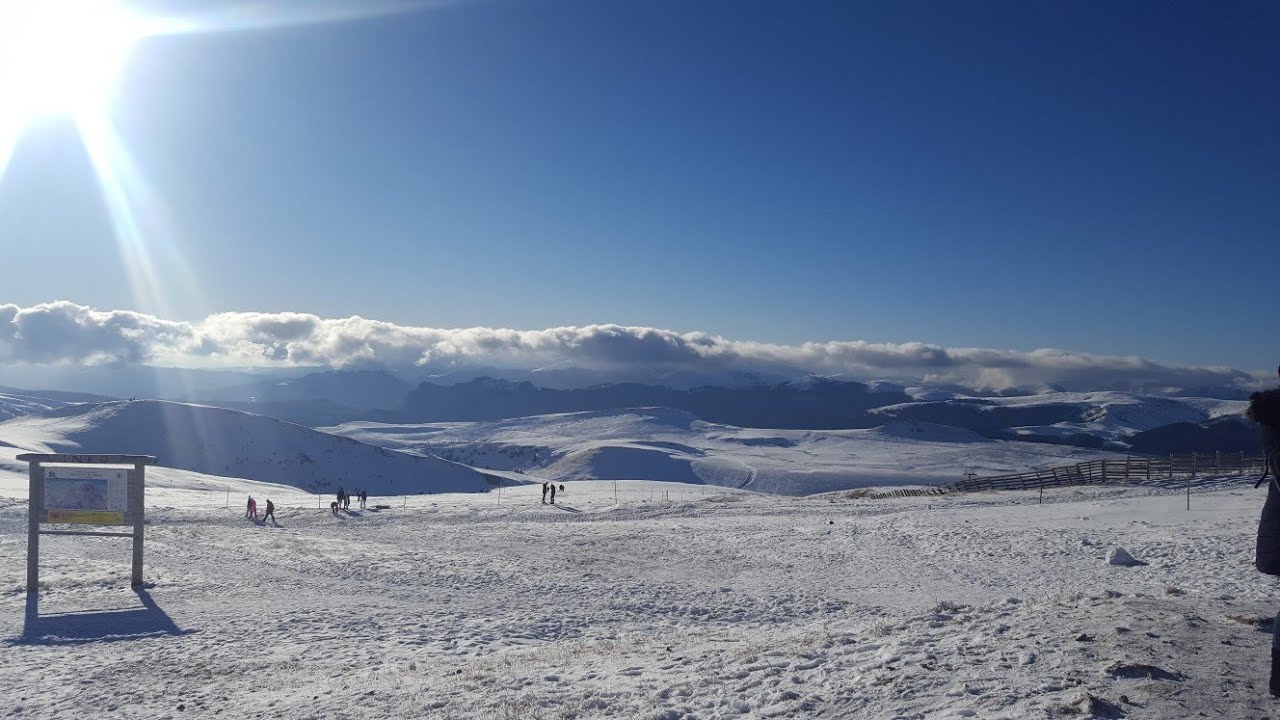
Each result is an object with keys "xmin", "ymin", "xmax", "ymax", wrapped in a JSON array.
[
  {"xmin": 541, "ymin": 482, "xmax": 549, "ymax": 505},
  {"xmin": 1249, "ymin": 367, "xmax": 1280, "ymax": 696},
  {"xmin": 262, "ymin": 498, "xmax": 275, "ymax": 524},
  {"xmin": 549, "ymin": 483, "xmax": 556, "ymax": 505}
]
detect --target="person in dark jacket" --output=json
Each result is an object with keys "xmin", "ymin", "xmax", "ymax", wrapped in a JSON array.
[
  {"xmin": 549, "ymin": 483, "xmax": 556, "ymax": 504},
  {"xmin": 1249, "ymin": 383, "xmax": 1280, "ymax": 696},
  {"xmin": 541, "ymin": 482, "xmax": 549, "ymax": 505},
  {"xmin": 262, "ymin": 498, "xmax": 276, "ymax": 524}
]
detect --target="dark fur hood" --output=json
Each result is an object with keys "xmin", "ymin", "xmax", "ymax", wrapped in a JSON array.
[{"xmin": 1249, "ymin": 389, "xmax": 1280, "ymax": 430}]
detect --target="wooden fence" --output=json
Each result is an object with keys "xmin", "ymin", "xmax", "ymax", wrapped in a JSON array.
[{"xmin": 859, "ymin": 451, "xmax": 1267, "ymax": 500}]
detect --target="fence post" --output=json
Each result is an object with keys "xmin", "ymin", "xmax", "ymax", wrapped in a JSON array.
[
  {"xmin": 1125, "ymin": 456, "xmax": 1131, "ymax": 481},
  {"xmin": 1216, "ymin": 450, "xmax": 1221, "ymax": 477},
  {"xmin": 1240, "ymin": 450, "xmax": 1246, "ymax": 475},
  {"xmin": 1145, "ymin": 459, "xmax": 1151, "ymax": 482},
  {"xmin": 1188, "ymin": 452, "xmax": 1197, "ymax": 511},
  {"xmin": 1169, "ymin": 453, "xmax": 1174, "ymax": 480}
]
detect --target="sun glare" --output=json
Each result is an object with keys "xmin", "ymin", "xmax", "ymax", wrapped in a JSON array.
[
  {"xmin": 0, "ymin": 0, "xmax": 144, "ymax": 120},
  {"xmin": 0, "ymin": 0, "xmax": 434, "ymax": 323}
]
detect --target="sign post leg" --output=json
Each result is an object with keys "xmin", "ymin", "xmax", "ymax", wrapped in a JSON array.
[
  {"xmin": 27, "ymin": 461, "xmax": 41, "ymax": 597},
  {"xmin": 131, "ymin": 463, "xmax": 145, "ymax": 587}
]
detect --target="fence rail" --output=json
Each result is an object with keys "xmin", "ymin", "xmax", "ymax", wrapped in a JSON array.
[{"xmin": 858, "ymin": 451, "xmax": 1267, "ymax": 500}]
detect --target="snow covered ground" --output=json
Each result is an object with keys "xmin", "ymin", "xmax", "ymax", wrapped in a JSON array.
[
  {"xmin": 0, "ymin": 390, "xmax": 73, "ymax": 422},
  {"xmin": 2, "ymin": 474, "xmax": 1278, "ymax": 719},
  {"xmin": 324, "ymin": 408, "xmax": 1126, "ymax": 496}
]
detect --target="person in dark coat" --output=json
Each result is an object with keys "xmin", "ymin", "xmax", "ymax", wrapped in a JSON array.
[
  {"xmin": 1249, "ymin": 380, "xmax": 1280, "ymax": 696},
  {"xmin": 549, "ymin": 483, "xmax": 556, "ymax": 504},
  {"xmin": 541, "ymin": 483, "xmax": 549, "ymax": 505},
  {"xmin": 262, "ymin": 498, "xmax": 275, "ymax": 524}
]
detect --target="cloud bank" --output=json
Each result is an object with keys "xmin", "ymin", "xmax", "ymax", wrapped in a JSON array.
[{"xmin": 0, "ymin": 301, "xmax": 1266, "ymax": 395}]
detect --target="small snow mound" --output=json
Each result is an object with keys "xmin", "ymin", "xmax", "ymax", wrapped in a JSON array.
[{"xmin": 1106, "ymin": 547, "xmax": 1147, "ymax": 567}]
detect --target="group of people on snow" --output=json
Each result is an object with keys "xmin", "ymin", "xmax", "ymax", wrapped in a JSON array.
[
  {"xmin": 331, "ymin": 486, "xmax": 368, "ymax": 514},
  {"xmin": 244, "ymin": 495, "xmax": 275, "ymax": 523},
  {"xmin": 541, "ymin": 482, "xmax": 565, "ymax": 505}
]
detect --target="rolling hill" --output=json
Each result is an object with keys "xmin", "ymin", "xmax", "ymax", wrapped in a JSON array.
[
  {"xmin": 324, "ymin": 407, "xmax": 1126, "ymax": 496},
  {"xmin": 0, "ymin": 400, "xmax": 509, "ymax": 494}
]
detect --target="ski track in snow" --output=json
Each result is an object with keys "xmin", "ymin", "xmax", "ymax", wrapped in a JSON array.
[{"xmin": 1, "ymin": 481, "xmax": 1278, "ymax": 719}]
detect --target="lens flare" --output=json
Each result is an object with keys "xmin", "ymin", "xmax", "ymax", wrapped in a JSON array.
[
  {"xmin": 0, "ymin": 0, "xmax": 145, "ymax": 120},
  {"xmin": 0, "ymin": 0, "xmax": 438, "ymax": 342}
]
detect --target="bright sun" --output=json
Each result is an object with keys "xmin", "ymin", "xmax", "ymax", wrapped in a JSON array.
[{"xmin": 0, "ymin": 0, "xmax": 145, "ymax": 121}]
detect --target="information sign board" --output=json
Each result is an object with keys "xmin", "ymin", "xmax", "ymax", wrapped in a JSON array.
[
  {"xmin": 20, "ymin": 453, "xmax": 155, "ymax": 594},
  {"xmin": 43, "ymin": 466, "xmax": 128, "ymax": 525}
]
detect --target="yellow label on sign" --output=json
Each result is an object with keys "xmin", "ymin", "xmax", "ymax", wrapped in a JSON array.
[{"xmin": 46, "ymin": 510, "xmax": 126, "ymax": 525}]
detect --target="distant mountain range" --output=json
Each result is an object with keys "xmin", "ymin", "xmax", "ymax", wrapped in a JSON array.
[
  {"xmin": 0, "ymin": 369, "xmax": 1264, "ymax": 455},
  {"xmin": 373, "ymin": 376, "xmax": 913, "ymax": 429}
]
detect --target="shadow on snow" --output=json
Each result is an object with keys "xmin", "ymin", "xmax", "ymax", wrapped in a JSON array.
[{"xmin": 14, "ymin": 587, "xmax": 195, "ymax": 645}]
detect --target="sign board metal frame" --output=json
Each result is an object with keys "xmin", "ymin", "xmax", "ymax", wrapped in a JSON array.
[{"xmin": 19, "ymin": 453, "xmax": 156, "ymax": 595}]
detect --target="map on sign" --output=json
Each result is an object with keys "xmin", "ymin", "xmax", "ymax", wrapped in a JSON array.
[{"xmin": 44, "ymin": 467, "xmax": 128, "ymax": 524}]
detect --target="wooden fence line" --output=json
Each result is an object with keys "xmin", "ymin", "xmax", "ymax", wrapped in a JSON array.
[{"xmin": 859, "ymin": 450, "xmax": 1266, "ymax": 500}]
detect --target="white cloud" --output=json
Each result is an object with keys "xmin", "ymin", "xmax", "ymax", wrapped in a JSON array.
[
  {"xmin": 0, "ymin": 301, "xmax": 1265, "ymax": 394},
  {"xmin": 0, "ymin": 301, "xmax": 199, "ymax": 365}
]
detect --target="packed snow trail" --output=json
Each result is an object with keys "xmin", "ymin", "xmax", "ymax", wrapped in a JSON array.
[{"xmin": 1, "ymin": 481, "xmax": 1277, "ymax": 719}]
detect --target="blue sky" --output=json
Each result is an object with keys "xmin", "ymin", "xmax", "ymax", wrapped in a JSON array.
[{"xmin": 1, "ymin": 0, "xmax": 1277, "ymax": 371}]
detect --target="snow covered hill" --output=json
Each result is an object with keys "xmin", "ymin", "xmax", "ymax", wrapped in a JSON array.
[
  {"xmin": 0, "ymin": 386, "xmax": 111, "ymax": 422},
  {"xmin": 870, "ymin": 391, "xmax": 1249, "ymax": 449},
  {"xmin": 0, "ymin": 400, "xmax": 508, "ymax": 495},
  {"xmin": 324, "ymin": 407, "xmax": 1126, "ymax": 495}
]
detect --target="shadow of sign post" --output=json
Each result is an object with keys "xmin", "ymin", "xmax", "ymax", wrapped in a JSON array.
[{"xmin": 18, "ymin": 587, "xmax": 193, "ymax": 645}]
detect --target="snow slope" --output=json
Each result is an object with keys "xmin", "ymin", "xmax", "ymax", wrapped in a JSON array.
[
  {"xmin": 0, "ymin": 400, "xmax": 509, "ymax": 495},
  {"xmin": 324, "ymin": 407, "xmax": 1127, "ymax": 496},
  {"xmin": 871, "ymin": 391, "xmax": 1248, "ymax": 447},
  {"xmin": 0, "ymin": 476, "xmax": 1275, "ymax": 719},
  {"xmin": 0, "ymin": 389, "xmax": 77, "ymax": 422}
]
